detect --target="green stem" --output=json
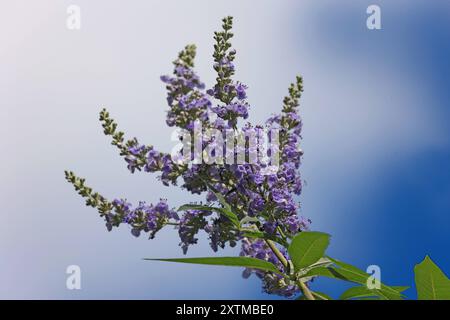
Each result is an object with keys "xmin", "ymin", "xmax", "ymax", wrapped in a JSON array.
[
  {"xmin": 298, "ymin": 280, "xmax": 315, "ymax": 301},
  {"xmin": 264, "ymin": 239, "xmax": 315, "ymax": 301},
  {"xmin": 276, "ymin": 225, "xmax": 287, "ymax": 241},
  {"xmin": 265, "ymin": 239, "xmax": 288, "ymax": 267}
]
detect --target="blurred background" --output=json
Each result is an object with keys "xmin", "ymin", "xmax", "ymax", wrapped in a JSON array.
[{"xmin": 1, "ymin": 0, "xmax": 449, "ymax": 299}]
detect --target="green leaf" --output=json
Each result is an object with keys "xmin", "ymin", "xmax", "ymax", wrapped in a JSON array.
[
  {"xmin": 329, "ymin": 257, "xmax": 403, "ymax": 300},
  {"xmin": 340, "ymin": 286, "xmax": 381, "ymax": 300},
  {"xmin": 199, "ymin": 181, "xmax": 241, "ymax": 228},
  {"xmin": 240, "ymin": 229, "xmax": 288, "ymax": 248},
  {"xmin": 327, "ymin": 257, "xmax": 370, "ymax": 283},
  {"xmin": 311, "ymin": 291, "xmax": 333, "ymax": 300},
  {"xmin": 308, "ymin": 257, "xmax": 333, "ymax": 269},
  {"xmin": 241, "ymin": 229, "xmax": 266, "ymax": 239},
  {"xmin": 178, "ymin": 204, "xmax": 240, "ymax": 228},
  {"xmin": 288, "ymin": 232, "xmax": 330, "ymax": 271},
  {"xmin": 240, "ymin": 216, "xmax": 259, "ymax": 225},
  {"xmin": 177, "ymin": 204, "xmax": 211, "ymax": 212},
  {"xmin": 302, "ymin": 266, "xmax": 348, "ymax": 281},
  {"xmin": 145, "ymin": 256, "xmax": 282, "ymax": 275},
  {"xmin": 341, "ymin": 286, "xmax": 407, "ymax": 301},
  {"xmin": 295, "ymin": 258, "xmax": 334, "ymax": 282},
  {"xmin": 414, "ymin": 255, "xmax": 450, "ymax": 300},
  {"xmin": 302, "ymin": 259, "xmax": 404, "ymax": 300},
  {"xmin": 204, "ymin": 182, "xmax": 233, "ymax": 212},
  {"xmin": 392, "ymin": 286, "xmax": 410, "ymax": 293}
]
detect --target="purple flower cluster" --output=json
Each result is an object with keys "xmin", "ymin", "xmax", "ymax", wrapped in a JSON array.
[
  {"xmin": 70, "ymin": 17, "xmax": 310, "ymax": 297},
  {"xmin": 240, "ymin": 239, "xmax": 299, "ymax": 297},
  {"xmin": 120, "ymin": 26, "xmax": 305, "ymax": 295},
  {"xmin": 208, "ymin": 82, "xmax": 250, "ymax": 124},
  {"xmin": 160, "ymin": 45, "xmax": 211, "ymax": 129},
  {"xmin": 106, "ymin": 198, "xmax": 178, "ymax": 239},
  {"xmin": 178, "ymin": 210, "xmax": 209, "ymax": 254}
]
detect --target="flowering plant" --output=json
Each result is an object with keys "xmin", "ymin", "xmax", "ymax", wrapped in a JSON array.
[{"xmin": 65, "ymin": 17, "xmax": 449, "ymax": 300}]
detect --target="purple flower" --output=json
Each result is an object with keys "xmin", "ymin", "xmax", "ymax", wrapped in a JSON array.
[
  {"xmin": 263, "ymin": 221, "xmax": 278, "ymax": 234},
  {"xmin": 144, "ymin": 149, "xmax": 161, "ymax": 172},
  {"xmin": 250, "ymin": 172, "xmax": 265, "ymax": 185},
  {"xmin": 240, "ymin": 239, "xmax": 299, "ymax": 297},
  {"xmin": 235, "ymin": 82, "xmax": 247, "ymax": 100},
  {"xmin": 178, "ymin": 210, "xmax": 208, "ymax": 254},
  {"xmin": 131, "ymin": 228, "xmax": 141, "ymax": 237},
  {"xmin": 128, "ymin": 144, "xmax": 145, "ymax": 156},
  {"xmin": 271, "ymin": 188, "xmax": 288, "ymax": 204}
]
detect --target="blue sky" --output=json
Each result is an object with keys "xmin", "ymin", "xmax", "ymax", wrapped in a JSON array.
[
  {"xmin": 0, "ymin": 1, "xmax": 449, "ymax": 299},
  {"xmin": 296, "ymin": 0, "xmax": 450, "ymax": 298}
]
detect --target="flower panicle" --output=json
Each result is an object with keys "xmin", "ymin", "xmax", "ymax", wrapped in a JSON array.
[
  {"xmin": 208, "ymin": 16, "xmax": 250, "ymax": 126},
  {"xmin": 66, "ymin": 16, "xmax": 310, "ymax": 298},
  {"xmin": 282, "ymin": 76, "xmax": 304, "ymax": 114},
  {"xmin": 64, "ymin": 170, "xmax": 112, "ymax": 216},
  {"xmin": 99, "ymin": 108, "xmax": 187, "ymax": 182},
  {"xmin": 212, "ymin": 16, "xmax": 236, "ymax": 102},
  {"xmin": 174, "ymin": 44, "xmax": 197, "ymax": 68},
  {"xmin": 64, "ymin": 170, "xmax": 181, "ymax": 239}
]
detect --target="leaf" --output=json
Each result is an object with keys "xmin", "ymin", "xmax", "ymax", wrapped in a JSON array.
[
  {"xmin": 340, "ymin": 286, "xmax": 381, "ymax": 300},
  {"xmin": 414, "ymin": 255, "xmax": 450, "ymax": 300},
  {"xmin": 328, "ymin": 257, "xmax": 403, "ymax": 300},
  {"xmin": 203, "ymin": 181, "xmax": 233, "ymax": 212},
  {"xmin": 240, "ymin": 216, "xmax": 259, "ymax": 225},
  {"xmin": 145, "ymin": 256, "xmax": 282, "ymax": 275},
  {"xmin": 178, "ymin": 204, "xmax": 240, "ymax": 228},
  {"xmin": 295, "ymin": 258, "xmax": 334, "ymax": 282},
  {"xmin": 311, "ymin": 291, "xmax": 333, "ymax": 300},
  {"xmin": 302, "ymin": 259, "xmax": 404, "ymax": 300},
  {"xmin": 302, "ymin": 266, "xmax": 349, "ymax": 281},
  {"xmin": 309, "ymin": 257, "xmax": 334, "ymax": 268},
  {"xmin": 392, "ymin": 286, "xmax": 410, "ymax": 293},
  {"xmin": 177, "ymin": 204, "xmax": 211, "ymax": 212},
  {"xmin": 327, "ymin": 257, "xmax": 370, "ymax": 283},
  {"xmin": 288, "ymin": 232, "xmax": 330, "ymax": 271},
  {"xmin": 199, "ymin": 181, "xmax": 242, "ymax": 228},
  {"xmin": 340, "ymin": 285, "xmax": 410, "ymax": 300},
  {"xmin": 241, "ymin": 229, "xmax": 266, "ymax": 239},
  {"xmin": 240, "ymin": 228, "xmax": 287, "ymax": 246}
]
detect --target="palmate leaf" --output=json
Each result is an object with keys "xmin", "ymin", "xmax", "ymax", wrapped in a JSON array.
[
  {"xmin": 144, "ymin": 256, "xmax": 283, "ymax": 275},
  {"xmin": 414, "ymin": 255, "xmax": 450, "ymax": 300},
  {"xmin": 288, "ymin": 232, "xmax": 330, "ymax": 272},
  {"xmin": 178, "ymin": 204, "xmax": 240, "ymax": 228}
]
